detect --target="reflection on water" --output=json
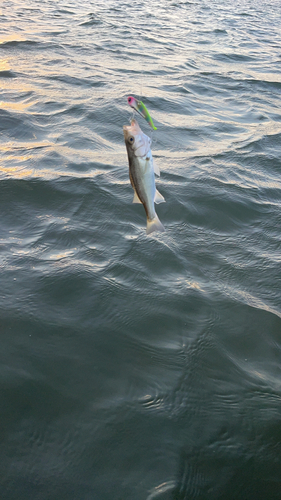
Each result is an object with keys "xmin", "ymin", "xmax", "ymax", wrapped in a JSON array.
[{"xmin": 1, "ymin": 0, "xmax": 281, "ymax": 499}]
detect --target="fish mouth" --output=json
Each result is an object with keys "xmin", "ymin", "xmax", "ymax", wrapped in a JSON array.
[
  {"xmin": 123, "ymin": 119, "xmax": 136, "ymax": 129},
  {"xmin": 123, "ymin": 119, "xmax": 138, "ymax": 138},
  {"xmin": 123, "ymin": 124, "xmax": 131, "ymax": 132},
  {"xmin": 123, "ymin": 125, "xmax": 130, "ymax": 139}
]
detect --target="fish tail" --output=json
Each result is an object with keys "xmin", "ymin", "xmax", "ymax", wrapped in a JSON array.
[{"xmin": 146, "ymin": 214, "xmax": 165, "ymax": 235}]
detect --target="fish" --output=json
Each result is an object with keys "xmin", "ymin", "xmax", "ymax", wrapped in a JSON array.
[
  {"xmin": 123, "ymin": 119, "xmax": 165, "ymax": 235},
  {"xmin": 127, "ymin": 96, "xmax": 157, "ymax": 130}
]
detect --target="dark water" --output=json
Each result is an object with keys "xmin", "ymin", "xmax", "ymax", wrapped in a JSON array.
[{"xmin": 1, "ymin": 0, "xmax": 281, "ymax": 498}]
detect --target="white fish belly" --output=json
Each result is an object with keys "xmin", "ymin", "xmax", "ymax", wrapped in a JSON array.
[{"xmin": 130, "ymin": 155, "xmax": 156, "ymax": 220}]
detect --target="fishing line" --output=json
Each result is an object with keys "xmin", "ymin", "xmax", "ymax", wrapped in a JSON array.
[{"xmin": 139, "ymin": 69, "xmax": 143, "ymax": 102}]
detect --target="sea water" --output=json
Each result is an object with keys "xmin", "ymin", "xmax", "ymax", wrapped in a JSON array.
[{"xmin": 1, "ymin": 0, "xmax": 281, "ymax": 498}]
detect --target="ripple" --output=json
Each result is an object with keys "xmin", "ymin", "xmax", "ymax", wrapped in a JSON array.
[
  {"xmin": 146, "ymin": 481, "xmax": 175, "ymax": 500},
  {"xmin": 2, "ymin": 0, "xmax": 281, "ymax": 497},
  {"xmin": 0, "ymin": 39, "xmax": 38, "ymax": 48},
  {"xmin": 0, "ymin": 69, "xmax": 17, "ymax": 78}
]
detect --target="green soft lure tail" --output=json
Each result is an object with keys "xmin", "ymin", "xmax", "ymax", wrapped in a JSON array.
[{"xmin": 127, "ymin": 96, "xmax": 157, "ymax": 130}]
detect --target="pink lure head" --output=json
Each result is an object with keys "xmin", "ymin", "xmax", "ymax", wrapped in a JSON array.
[{"xmin": 127, "ymin": 96, "xmax": 138, "ymax": 109}]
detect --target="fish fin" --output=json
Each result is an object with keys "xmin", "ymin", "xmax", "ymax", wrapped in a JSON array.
[
  {"xmin": 146, "ymin": 214, "xmax": 165, "ymax": 235},
  {"xmin": 132, "ymin": 191, "xmax": 142, "ymax": 204},
  {"xmin": 154, "ymin": 189, "xmax": 165, "ymax": 204},
  {"xmin": 153, "ymin": 160, "xmax": 160, "ymax": 176}
]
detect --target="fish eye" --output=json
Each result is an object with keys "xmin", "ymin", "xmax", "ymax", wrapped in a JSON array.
[
  {"xmin": 129, "ymin": 136, "xmax": 134, "ymax": 143},
  {"xmin": 128, "ymin": 97, "xmax": 131, "ymax": 102}
]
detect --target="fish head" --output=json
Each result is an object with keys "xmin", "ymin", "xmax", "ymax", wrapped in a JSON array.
[{"xmin": 123, "ymin": 119, "xmax": 151, "ymax": 157}]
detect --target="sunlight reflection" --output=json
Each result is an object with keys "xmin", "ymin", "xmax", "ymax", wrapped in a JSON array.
[
  {"xmin": 0, "ymin": 34, "xmax": 24, "ymax": 45},
  {"xmin": 48, "ymin": 250, "xmax": 74, "ymax": 260},
  {"xmin": 0, "ymin": 166, "xmax": 33, "ymax": 178},
  {"xmin": 0, "ymin": 59, "xmax": 10, "ymax": 71},
  {"xmin": 0, "ymin": 100, "xmax": 36, "ymax": 112},
  {"xmin": 146, "ymin": 481, "xmax": 175, "ymax": 500},
  {"xmin": 0, "ymin": 165, "xmax": 111, "ymax": 180},
  {"xmin": 251, "ymin": 369, "xmax": 267, "ymax": 381}
]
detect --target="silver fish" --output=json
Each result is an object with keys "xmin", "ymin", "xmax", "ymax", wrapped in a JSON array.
[{"xmin": 123, "ymin": 119, "xmax": 165, "ymax": 235}]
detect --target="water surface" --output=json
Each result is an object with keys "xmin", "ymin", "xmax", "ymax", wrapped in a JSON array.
[{"xmin": 1, "ymin": 0, "xmax": 281, "ymax": 498}]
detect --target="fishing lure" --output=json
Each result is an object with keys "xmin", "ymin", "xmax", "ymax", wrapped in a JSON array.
[{"xmin": 127, "ymin": 96, "xmax": 157, "ymax": 130}]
